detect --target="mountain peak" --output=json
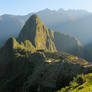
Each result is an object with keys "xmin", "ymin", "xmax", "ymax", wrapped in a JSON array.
[
  {"xmin": 18, "ymin": 14, "xmax": 56, "ymax": 52},
  {"xmin": 18, "ymin": 14, "xmax": 46, "ymax": 44},
  {"xmin": 28, "ymin": 14, "xmax": 41, "ymax": 23},
  {"xmin": 30, "ymin": 14, "xmax": 40, "ymax": 19}
]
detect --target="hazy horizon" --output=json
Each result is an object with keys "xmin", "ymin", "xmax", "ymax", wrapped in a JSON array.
[
  {"xmin": 0, "ymin": 0, "xmax": 92, "ymax": 15},
  {"xmin": 0, "ymin": 8, "xmax": 91, "ymax": 16}
]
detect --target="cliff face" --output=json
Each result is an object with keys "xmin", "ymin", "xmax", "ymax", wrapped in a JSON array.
[{"xmin": 18, "ymin": 14, "xmax": 56, "ymax": 52}]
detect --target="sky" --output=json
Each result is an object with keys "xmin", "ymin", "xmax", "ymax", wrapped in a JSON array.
[{"xmin": 0, "ymin": 0, "xmax": 92, "ymax": 15}]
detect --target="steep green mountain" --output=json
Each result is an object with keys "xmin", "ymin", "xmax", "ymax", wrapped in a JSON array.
[
  {"xmin": 18, "ymin": 14, "xmax": 56, "ymax": 52},
  {"xmin": 0, "ymin": 8, "xmax": 92, "ymax": 47},
  {"xmin": 18, "ymin": 14, "xmax": 83, "ymax": 57}
]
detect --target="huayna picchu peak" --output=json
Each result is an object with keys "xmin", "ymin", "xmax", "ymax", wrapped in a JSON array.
[{"xmin": 18, "ymin": 14, "xmax": 56, "ymax": 52}]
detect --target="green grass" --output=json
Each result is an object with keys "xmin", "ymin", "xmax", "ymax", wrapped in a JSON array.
[
  {"xmin": 58, "ymin": 73, "xmax": 92, "ymax": 92},
  {"xmin": 70, "ymin": 81, "xmax": 92, "ymax": 92}
]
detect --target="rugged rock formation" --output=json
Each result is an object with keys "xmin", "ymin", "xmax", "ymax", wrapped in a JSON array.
[{"xmin": 18, "ymin": 14, "xmax": 56, "ymax": 52}]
